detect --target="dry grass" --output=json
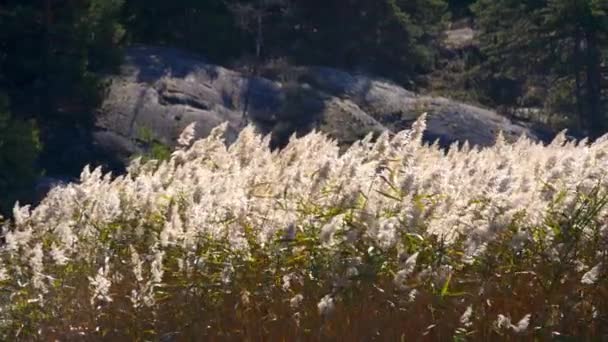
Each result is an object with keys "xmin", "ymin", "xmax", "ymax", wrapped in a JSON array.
[{"xmin": 1, "ymin": 120, "xmax": 608, "ymax": 340}]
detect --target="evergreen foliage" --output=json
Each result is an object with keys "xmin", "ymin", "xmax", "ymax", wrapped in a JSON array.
[
  {"xmin": 0, "ymin": 0, "xmax": 126, "ymax": 205},
  {"xmin": 122, "ymin": 0, "xmax": 244, "ymax": 61},
  {"xmin": 0, "ymin": 0, "xmax": 125, "ymax": 123},
  {"xmin": 0, "ymin": 95, "xmax": 40, "ymax": 214},
  {"xmin": 472, "ymin": 0, "xmax": 608, "ymax": 136},
  {"xmin": 274, "ymin": 0, "xmax": 449, "ymax": 84}
]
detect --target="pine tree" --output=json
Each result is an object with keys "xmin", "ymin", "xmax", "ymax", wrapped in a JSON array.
[
  {"xmin": 0, "ymin": 0, "xmax": 126, "ymax": 175},
  {"xmin": 123, "ymin": 0, "xmax": 244, "ymax": 61},
  {"xmin": 449, "ymin": 0, "xmax": 476, "ymax": 18},
  {"xmin": 472, "ymin": 0, "xmax": 608, "ymax": 137},
  {"xmin": 0, "ymin": 0, "xmax": 125, "ymax": 122},
  {"xmin": 282, "ymin": 0, "xmax": 448, "ymax": 85}
]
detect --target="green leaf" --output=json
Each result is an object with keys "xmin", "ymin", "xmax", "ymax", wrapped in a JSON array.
[{"xmin": 440, "ymin": 272, "xmax": 453, "ymax": 298}]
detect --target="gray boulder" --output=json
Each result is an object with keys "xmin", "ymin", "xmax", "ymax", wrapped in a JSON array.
[
  {"xmin": 292, "ymin": 66, "xmax": 534, "ymax": 145},
  {"xmin": 95, "ymin": 46, "xmax": 542, "ymax": 162}
]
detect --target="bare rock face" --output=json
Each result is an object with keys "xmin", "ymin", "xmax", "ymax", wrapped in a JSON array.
[
  {"xmin": 291, "ymin": 66, "xmax": 535, "ymax": 146},
  {"xmin": 95, "ymin": 46, "xmax": 543, "ymax": 163}
]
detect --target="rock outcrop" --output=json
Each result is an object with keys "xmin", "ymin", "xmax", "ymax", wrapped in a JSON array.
[{"xmin": 95, "ymin": 46, "xmax": 544, "ymax": 163}]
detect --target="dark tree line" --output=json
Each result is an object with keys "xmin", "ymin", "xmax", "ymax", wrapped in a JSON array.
[
  {"xmin": 0, "ymin": 0, "xmax": 607, "ymax": 214},
  {"xmin": 0, "ymin": 0, "xmax": 125, "ymax": 213},
  {"xmin": 471, "ymin": 0, "xmax": 608, "ymax": 138},
  {"xmin": 122, "ymin": 0, "xmax": 448, "ymax": 85}
]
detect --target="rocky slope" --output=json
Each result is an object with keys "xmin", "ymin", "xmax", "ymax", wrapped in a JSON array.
[{"xmin": 95, "ymin": 46, "xmax": 545, "ymax": 164}]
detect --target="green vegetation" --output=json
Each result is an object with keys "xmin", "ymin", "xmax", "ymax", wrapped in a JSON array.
[
  {"xmin": 136, "ymin": 126, "xmax": 172, "ymax": 163},
  {"xmin": 0, "ymin": 122, "xmax": 607, "ymax": 339},
  {"xmin": 471, "ymin": 0, "xmax": 608, "ymax": 137},
  {"xmin": 0, "ymin": 0, "xmax": 125, "ymax": 213},
  {"xmin": 0, "ymin": 1, "xmax": 607, "ymax": 216},
  {"xmin": 0, "ymin": 1, "xmax": 607, "ymax": 339},
  {"xmin": 123, "ymin": 0, "xmax": 243, "ymax": 61},
  {"xmin": 6, "ymin": 190, "xmax": 608, "ymax": 339},
  {"xmin": 0, "ymin": 95, "xmax": 40, "ymax": 212}
]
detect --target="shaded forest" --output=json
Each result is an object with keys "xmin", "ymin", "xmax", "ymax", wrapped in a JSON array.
[{"xmin": 0, "ymin": 0, "xmax": 607, "ymax": 214}]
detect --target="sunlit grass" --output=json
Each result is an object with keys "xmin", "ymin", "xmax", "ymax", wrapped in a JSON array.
[{"xmin": 1, "ymin": 118, "xmax": 607, "ymax": 340}]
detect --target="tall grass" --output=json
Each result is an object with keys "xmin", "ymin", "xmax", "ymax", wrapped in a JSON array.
[{"xmin": 0, "ymin": 117, "xmax": 607, "ymax": 340}]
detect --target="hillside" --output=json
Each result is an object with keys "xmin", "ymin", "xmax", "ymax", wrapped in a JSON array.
[{"xmin": 93, "ymin": 46, "xmax": 547, "ymax": 169}]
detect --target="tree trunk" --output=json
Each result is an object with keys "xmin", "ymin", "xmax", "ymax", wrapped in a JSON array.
[
  {"xmin": 585, "ymin": 28, "xmax": 604, "ymax": 138},
  {"xmin": 574, "ymin": 28, "xmax": 585, "ymax": 133},
  {"xmin": 256, "ymin": 12, "xmax": 263, "ymax": 61},
  {"xmin": 45, "ymin": 0, "xmax": 52, "ymax": 27},
  {"xmin": 43, "ymin": 0, "xmax": 54, "ymax": 116}
]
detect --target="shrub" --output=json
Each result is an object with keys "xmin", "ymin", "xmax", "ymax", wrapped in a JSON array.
[{"xmin": 0, "ymin": 95, "xmax": 41, "ymax": 215}]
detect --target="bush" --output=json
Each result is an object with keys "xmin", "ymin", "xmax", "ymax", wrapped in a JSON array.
[
  {"xmin": 0, "ymin": 95, "xmax": 41, "ymax": 215},
  {"xmin": 0, "ymin": 117, "xmax": 607, "ymax": 340}
]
